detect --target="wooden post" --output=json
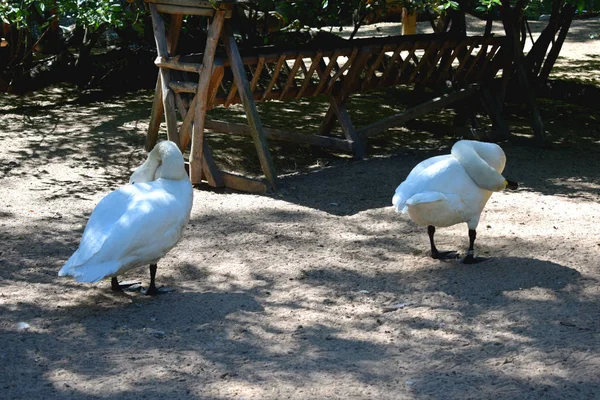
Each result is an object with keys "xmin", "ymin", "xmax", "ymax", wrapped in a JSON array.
[
  {"xmin": 327, "ymin": 96, "xmax": 364, "ymax": 159},
  {"xmin": 189, "ymin": 8, "xmax": 227, "ymax": 185},
  {"xmin": 146, "ymin": 12, "xmax": 183, "ymax": 151},
  {"xmin": 356, "ymin": 85, "xmax": 479, "ymax": 138},
  {"xmin": 402, "ymin": 8, "xmax": 417, "ymax": 35},
  {"xmin": 224, "ymin": 25, "xmax": 278, "ymax": 190},
  {"xmin": 318, "ymin": 48, "xmax": 371, "ymax": 157},
  {"xmin": 149, "ymin": 5, "xmax": 181, "ymax": 148},
  {"xmin": 499, "ymin": 0, "xmax": 546, "ymax": 145}
]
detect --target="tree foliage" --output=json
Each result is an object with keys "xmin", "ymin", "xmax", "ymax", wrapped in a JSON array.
[{"xmin": 0, "ymin": 0, "xmax": 597, "ymax": 92}]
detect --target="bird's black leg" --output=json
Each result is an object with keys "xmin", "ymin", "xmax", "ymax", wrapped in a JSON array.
[
  {"xmin": 462, "ymin": 229, "xmax": 487, "ymax": 264},
  {"xmin": 111, "ymin": 277, "xmax": 140, "ymax": 292},
  {"xmin": 428, "ymin": 225, "xmax": 458, "ymax": 260},
  {"xmin": 142, "ymin": 264, "xmax": 159, "ymax": 296}
]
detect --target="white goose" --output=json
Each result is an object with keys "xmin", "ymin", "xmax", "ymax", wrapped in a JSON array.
[
  {"xmin": 59, "ymin": 141, "xmax": 193, "ymax": 294},
  {"xmin": 392, "ymin": 140, "xmax": 518, "ymax": 263}
]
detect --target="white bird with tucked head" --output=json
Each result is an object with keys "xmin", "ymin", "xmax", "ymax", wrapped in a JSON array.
[
  {"xmin": 59, "ymin": 141, "xmax": 193, "ymax": 294},
  {"xmin": 392, "ymin": 140, "xmax": 518, "ymax": 263}
]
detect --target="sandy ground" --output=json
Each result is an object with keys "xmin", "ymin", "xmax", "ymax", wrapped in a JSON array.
[{"xmin": 1, "ymin": 16, "xmax": 600, "ymax": 400}]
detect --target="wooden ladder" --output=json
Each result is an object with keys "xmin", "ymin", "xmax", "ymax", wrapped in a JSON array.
[{"xmin": 145, "ymin": 0, "xmax": 277, "ymax": 193}]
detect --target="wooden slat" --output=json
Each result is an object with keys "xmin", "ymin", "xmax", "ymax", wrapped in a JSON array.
[
  {"xmin": 146, "ymin": 14, "xmax": 183, "ymax": 151},
  {"xmin": 155, "ymin": 55, "xmax": 203, "ymax": 73},
  {"xmin": 317, "ymin": 47, "xmax": 372, "ymax": 139},
  {"xmin": 357, "ymin": 85, "xmax": 479, "ymax": 138},
  {"xmin": 146, "ymin": 77, "xmax": 164, "ymax": 151},
  {"xmin": 189, "ymin": 8, "xmax": 226, "ymax": 184},
  {"xmin": 395, "ymin": 48, "xmax": 416, "ymax": 84},
  {"xmin": 327, "ymin": 97, "xmax": 362, "ymax": 158},
  {"xmin": 279, "ymin": 54, "xmax": 303, "ymax": 100},
  {"xmin": 379, "ymin": 45, "xmax": 404, "ymax": 83},
  {"xmin": 453, "ymin": 44, "xmax": 477, "ymax": 79},
  {"xmin": 205, "ymin": 119, "xmax": 354, "ymax": 152},
  {"xmin": 149, "ymin": 4, "xmax": 180, "ymax": 148},
  {"xmin": 296, "ymin": 51, "xmax": 322, "ymax": 99},
  {"xmin": 166, "ymin": 13, "xmax": 183, "ymax": 54},
  {"xmin": 299, "ymin": 58, "xmax": 309, "ymax": 75},
  {"xmin": 474, "ymin": 41, "xmax": 500, "ymax": 81},
  {"xmin": 326, "ymin": 47, "xmax": 358, "ymax": 93},
  {"xmin": 224, "ymin": 81, "xmax": 238, "ymax": 108},
  {"xmin": 199, "ymin": 140, "xmax": 224, "ymax": 187},
  {"xmin": 361, "ymin": 47, "xmax": 387, "ymax": 90},
  {"xmin": 155, "ymin": 4, "xmax": 232, "ymax": 18},
  {"xmin": 221, "ymin": 172, "xmax": 267, "ymax": 194},
  {"xmin": 224, "ymin": 28, "xmax": 278, "ymax": 190},
  {"xmin": 170, "ymin": 80, "xmax": 198, "ymax": 93},
  {"xmin": 312, "ymin": 50, "xmax": 341, "ymax": 96},
  {"xmin": 435, "ymin": 41, "xmax": 467, "ymax": 84},
  {"xmin": 146, "ymin": 0, "xmax": 216, "ymax": 7},
  {"xmin": 422, "ymin": 42, "xmax": 451, "ymax": 83},
  {"xmin": 212, "ymin": 81, "xmax": 340, "ymax": 105},
  {"xmin": 179, "ymin": 95, "xmax": 196, "ymax": 150},
  {"xmin": 261, "ymin": 54, "xmax": 286, "ymax": 101},
  {"xmin": 408, "ymin": 42, "xmax": 439, "ymax": 84},
  {"xmin": 208, "ymin": 66, "xmax": 225, "ymax": 108},
  {"xmin": 460, "ymin": 42, "xmax": 490, "ymax": 82},
  {"xmin": 174, "ymin": 91, "xmax": 188, "ymax": 120},
  {"xmin": 249, "ymin": 56, "xmax": 265, "ymax": 91}
]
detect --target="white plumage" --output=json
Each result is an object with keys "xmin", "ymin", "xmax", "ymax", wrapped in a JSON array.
[
  {"xmin": 392, "ymin": 140, "xmax": 516, "ymax": 263},
  {"xmin": 59, "ymin": 141, "xmax": 193, "ymax": 294}
]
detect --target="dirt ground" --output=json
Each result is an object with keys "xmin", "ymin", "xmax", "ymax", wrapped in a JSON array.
[{"xmin": 1, "ymin": 17, "xmax": 600, "ymax": 400}]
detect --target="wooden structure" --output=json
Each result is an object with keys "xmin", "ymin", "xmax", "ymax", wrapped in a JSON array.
[{"xmin": 145, "ymin": 0, "xmax": 511, "ymax": 193}]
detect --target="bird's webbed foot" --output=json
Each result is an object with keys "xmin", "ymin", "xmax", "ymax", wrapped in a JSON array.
[
  {"xmin": 431, "ymin": 250, "xmax": 459, "ymax": 260},
  {"xmin": 111, "ymin": 277, "xmax": 141, "ymax": 292},
  {"xmin": 461, "ymin": 252, "xmax": 489, "ymax": 264},
  {"xmin": 141, "ymin": 285, "xmax": 159, "ymax": 296}
]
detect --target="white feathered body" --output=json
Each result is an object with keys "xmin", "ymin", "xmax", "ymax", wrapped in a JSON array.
[
  {"xmin": 392, "ymin": 140, "xmax": 507, "ymax": 230},
  {"xmin": 59, "ymin": 141, "xmax": 193, "ymax": 283}
]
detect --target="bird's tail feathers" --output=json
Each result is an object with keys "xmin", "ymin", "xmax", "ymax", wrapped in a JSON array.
[
  {"xmin": 392, "ymin": 192, "xmax": 407, "ymax": 213},
  {"xmin": 406, "ymin": 191, "xmax": 447, "ymax": 206},
  {"xmin": 58, "ymin": 261, "xmax": 122, "ymax": 283}
]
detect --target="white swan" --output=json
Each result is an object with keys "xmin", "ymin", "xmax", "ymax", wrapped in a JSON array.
[
  {"xmin": 59, "ymin": 141, "xmax": 193, "ymax": 294},
  {"xmin": 392, "ymin": 140, "xmax": 518, "ymax": 263}
]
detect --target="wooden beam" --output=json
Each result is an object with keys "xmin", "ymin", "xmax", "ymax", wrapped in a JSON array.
[
  {"xmin": 199, "ymin": 140, "xmax": 224, "ymax": 187},
  {"xmin": 261, "ymin": 54, "xmax": 286, "ymax": 101},
  {"xmin": 279, "ymin": 54, "xmax": 303, "ymax": 100},
  {"xmin": 205, "ymin": 119, "xmax": 354, "ymax": 152},
  {"xmin": 170, "ymin": 80, "xmax": 198, "ymax": 93},
  {"xmin": 357, "ymin": 85, "xmax": 479, "ymax": 138},
  {"xmin": 327, "ymin": 97, "xmax": 363, "ymax": 158},
  {"xmin": 146, "ymin": 77, "xmax": 164, "ymax": 151},
  {"xmin": 155, "ymin": 55, "xmax": 203, "ymax": 73},
  {"xmin": 189, "ymin": 8, "xmax": 226, "ymax": 185},
  {"xmin": 145, "ymin": 0, "xmax": 218, "ymax": 7},
  {"xmin": 208, "ymin": 66, "xmax": 225, "ymax": 108},
  {"xmin": 318, "ymin": 48, "xmax": 371, "ymax": 138},
  {"xmin": 145, "ymin": 13, "xmax": 183, "ymax": 151},
  {"xmin": 166, "ymin": 13, "xmax": 183, "ymax": 54},
  {"xmin": 313, "ymin": 50, "xmax": 341, "ymax": 96},
  {"xmin": 221, "ymin": 172, "xmax": 267, "ymax": 194},
  {"xmin": 480, "ymin": 85, "xmax": 510, "ymax": 141},
  {"xmin": 155, "ymin": 4, "xmax": 232, "ymax": 18},
  {"xmin": 149, "ymin": 4, "xmax": 180, "ymax": 148},
  {"xmin": 326, "ymin": 47, "xmax": 358, "ymax": 93},
  {"xmin": 179, "ymin": 93, "xmax": 196, "ymax": 150},
  {"xmin": 296, "ymin": 51, "xmax": 322, "ymax": 99},
  {"xmin": 224, "ymin": 27, "xmax": 278, "ymax": 190}
]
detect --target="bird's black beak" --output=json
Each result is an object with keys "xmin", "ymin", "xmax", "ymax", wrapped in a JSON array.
[{"xmin": 505, "ymin": 179, "xmax": 519, "ymax": 190}]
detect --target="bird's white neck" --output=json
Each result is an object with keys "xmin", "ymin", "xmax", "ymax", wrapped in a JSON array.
[{"xmin": 451, "ymin": 140, "xmax": 507, "ymax": 192}]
